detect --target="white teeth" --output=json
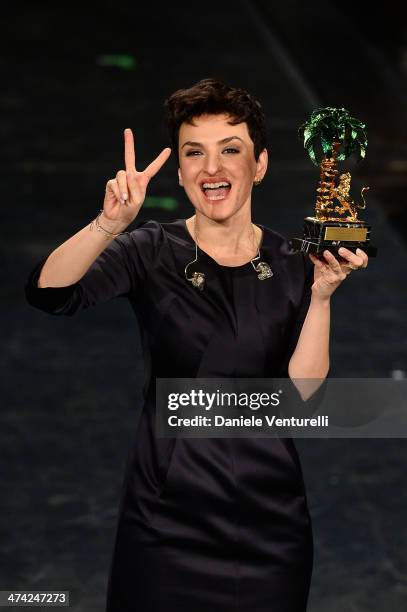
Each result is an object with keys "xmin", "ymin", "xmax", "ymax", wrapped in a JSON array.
[
  {"xmin": 202, "ymin": 181, "xmax": 230, "ymax": 189},
  {"xmin": 206, "ymin": 194, "xmax": 227, "ymax": 200}
]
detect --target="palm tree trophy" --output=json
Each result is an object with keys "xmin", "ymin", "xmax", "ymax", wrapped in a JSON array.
[{"xmin": 291, "ymin": 107, "xmax": 377, "ymax": 256}]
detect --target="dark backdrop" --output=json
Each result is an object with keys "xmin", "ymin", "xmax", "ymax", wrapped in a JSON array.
[{"xmin": 2, "ymin": 2, "xmax": 407, "ymax": 610}]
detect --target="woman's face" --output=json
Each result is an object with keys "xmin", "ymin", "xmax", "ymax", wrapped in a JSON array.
[{"xmin": 178, "ymin": 113, "xmax": 268, "ymax": 222}]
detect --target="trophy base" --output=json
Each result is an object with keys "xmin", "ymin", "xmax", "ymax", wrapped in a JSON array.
[{"xmin": 291, "ymin": 217, "xmax": 378, "ymax": 257}]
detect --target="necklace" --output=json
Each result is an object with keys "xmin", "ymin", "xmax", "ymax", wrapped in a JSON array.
[{"xmin": 185, "ymin": 217, "xmax": 273, "ymax": 290}]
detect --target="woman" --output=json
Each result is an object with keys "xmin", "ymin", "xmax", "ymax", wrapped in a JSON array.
[{"xmin": 25, "ymin": 78, "xmax": 368, "ymax": 611}]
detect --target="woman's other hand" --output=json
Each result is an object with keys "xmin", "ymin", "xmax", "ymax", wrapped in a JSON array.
[
  {"xmin": 102, "ymin": 129, "xmax": 171, "ymax": 231},
  {"xmin": 308, "ymin": 247, "xmax": 369, "ymax": 301}
]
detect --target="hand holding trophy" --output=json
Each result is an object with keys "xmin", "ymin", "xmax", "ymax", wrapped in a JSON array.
[{"xmin": 291, "ymin": 107, "xmax": 377, "ymax": 257}]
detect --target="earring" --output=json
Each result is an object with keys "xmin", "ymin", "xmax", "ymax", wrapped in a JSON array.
[{"xmin": 254, "ymin": 178, "xmax": 262, "ymax": 186}]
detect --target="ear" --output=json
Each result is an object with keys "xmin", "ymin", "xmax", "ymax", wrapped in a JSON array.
[
  {"xmin": 254, "ymin": 148, "xmax": 268, "ymax": 182},
  {"xmin": 178, "ymin": 168, "xmax": 184, "ymax": 187}
]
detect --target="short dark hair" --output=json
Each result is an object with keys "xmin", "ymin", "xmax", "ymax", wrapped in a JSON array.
[{"xmin": 164, "ymin": 78, "xmax": 267, "ymax": 162}]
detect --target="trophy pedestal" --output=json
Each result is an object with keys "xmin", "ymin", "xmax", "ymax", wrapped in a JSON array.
[{"xmin": 291, "ymin": 217, "xmax": 378, "ymax": 257}]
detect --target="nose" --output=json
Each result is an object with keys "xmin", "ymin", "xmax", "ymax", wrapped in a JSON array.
[{"xmin": 202, "ymin": 151, "xmax": 223, "ymax": 175}]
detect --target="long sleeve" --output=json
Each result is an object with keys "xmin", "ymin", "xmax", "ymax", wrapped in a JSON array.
[{"xmin": 24, "ymin": 219, "xmax": 163, "ymax": 316}]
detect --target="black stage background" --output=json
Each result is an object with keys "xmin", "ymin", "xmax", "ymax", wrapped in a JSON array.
[{"xmin": 2, "ymin": 1, "xmax": 407, "ymax": 610}]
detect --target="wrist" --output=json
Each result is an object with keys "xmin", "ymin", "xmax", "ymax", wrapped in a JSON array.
[
  {"xmin": 89, "ymin": 210, "xmax": 129, "ymax": 241},
  {"xmin": 100, "ymin": 211, "xmax": 129, "ymax": 233},
  {"xmin": 310, "ymin": 291, "xmax": 331, "ymax": 306}
]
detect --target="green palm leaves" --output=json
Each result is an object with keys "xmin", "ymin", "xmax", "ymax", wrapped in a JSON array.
[{"xmin": 299, "ymin": 107, "xmax": 368, "ymax": 166}]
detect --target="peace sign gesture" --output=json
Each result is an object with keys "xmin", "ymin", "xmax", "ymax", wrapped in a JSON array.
[{"xmin": 103, "ymin": 129, "xmax": 171, "ymax": 229}]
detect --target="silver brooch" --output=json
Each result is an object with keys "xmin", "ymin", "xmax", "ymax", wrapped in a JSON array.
[
  {"xmin": 185, "ymin": 242, "xmax": 206, "ymax": 290},
  {"xmin": 253, "ymin": 261, "xmax": 273, "ymax": 280},
  {"xmin": 190, "ymin": 271, "xmax": 206, "ymax": 290}
]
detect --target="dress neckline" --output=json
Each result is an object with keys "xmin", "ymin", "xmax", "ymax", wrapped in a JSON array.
[{"xmin": 181, "ymin": 218, "xmax": 267, "ymax": 270}]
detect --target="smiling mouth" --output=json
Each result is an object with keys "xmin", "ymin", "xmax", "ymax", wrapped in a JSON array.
[{"xmin": 200, "ymin": 181, "xmax": 232, "ymax": 201}]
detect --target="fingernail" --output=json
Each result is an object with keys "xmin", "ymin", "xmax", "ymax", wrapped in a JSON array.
[
  {"xmin": 120, "ymin": 198, "xmax": 125, "ymax": 205},
  {"xmin": 122, "ymin": 192, "xmax": 128, "ymax": 200}
]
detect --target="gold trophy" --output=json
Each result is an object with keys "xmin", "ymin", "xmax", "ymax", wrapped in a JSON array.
[{"xmin": 291, "ymin": 107, "xmax": 377, "ymax": 257}]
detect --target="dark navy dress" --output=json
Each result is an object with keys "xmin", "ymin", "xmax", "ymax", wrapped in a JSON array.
[{"xmin": 25, "ymin": 217, "xmax": 325, "ymax": 612}]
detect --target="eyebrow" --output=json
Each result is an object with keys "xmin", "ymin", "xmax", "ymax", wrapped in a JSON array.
[{"xmin": 181, "ymin": 136, "xmax": 244, "ymax": 149}]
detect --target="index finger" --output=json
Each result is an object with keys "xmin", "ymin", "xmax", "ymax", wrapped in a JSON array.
[
  {"xmin": 124, "ymin": 128, "xmax": 136, "ymax": 171},
  {"xmin": 143, "ymin": 147, "xmax": 172, "ymax": 181}
]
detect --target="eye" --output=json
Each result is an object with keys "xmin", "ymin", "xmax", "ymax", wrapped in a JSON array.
[
  {"xmin": 185, "ymin": 150, "xmax": 202, "ymax": 157},
  {"xmin": 223, "ymin": 147, "xmax": 240, "ymax": 154}
]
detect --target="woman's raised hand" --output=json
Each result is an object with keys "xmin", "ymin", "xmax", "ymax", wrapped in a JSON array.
[
  {"xmin": 308, "ymin": 247, "xmax": 368, "ymax": 301},
  {"xmin": 102, "ymin": 129, "xmax": 171, "ymax": 229}
]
